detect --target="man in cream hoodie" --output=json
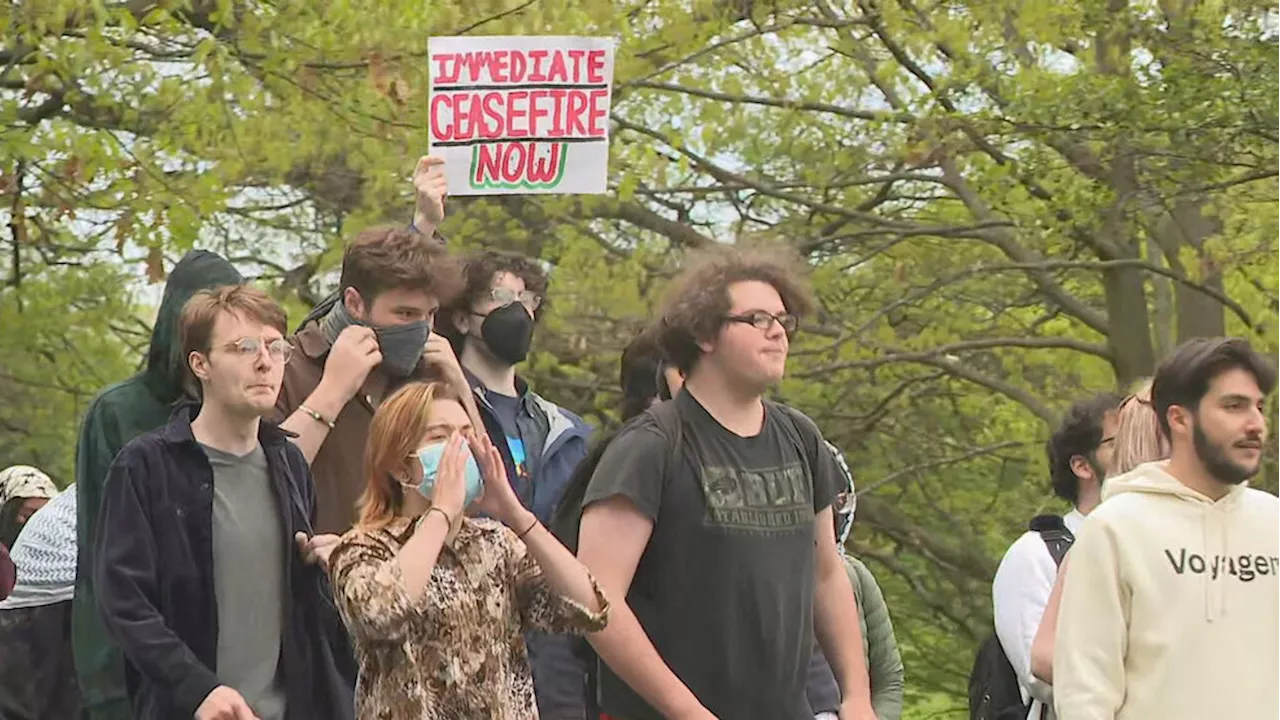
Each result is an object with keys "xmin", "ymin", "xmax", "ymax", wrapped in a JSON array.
[{"xmin": 1054, "ymin": 337, "xmax": 1277, "ymax": 720}]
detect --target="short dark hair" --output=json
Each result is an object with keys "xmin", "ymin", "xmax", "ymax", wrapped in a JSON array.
[
  {"xmin": 1151, "ymin": 337, "xmax": 1277, "ymax": 437},
  {"xmin": 1046, "ymin": 393, "xmax": 1123, "ymax": 505},
  {"xmin": 619, "ymin": 327, "xmax": 666, "ymax": 421},
  {"xmin": 437, "ymin": 250, "xmax": 549, "ymax": 344},
  {"xmin": 656, "ymin": 245, "xmax": 815, "ymax": 375},
  {"xmin": 338, "ymin": 225, "xmax": 463, "ymax": 304}
]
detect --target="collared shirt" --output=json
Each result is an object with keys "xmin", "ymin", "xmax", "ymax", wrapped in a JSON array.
[
  {"xmin": 276, "ymin": 321, "xmax": 439, "ymax": 535},
  {"xmin": 329, "ymin": 516, "xmax": 609, "ymax": 720}
]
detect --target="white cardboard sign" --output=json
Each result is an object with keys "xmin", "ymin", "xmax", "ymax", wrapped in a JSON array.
[{"xmin": 427, "ymin": 36, "xmax": 616, "ymax": 195}]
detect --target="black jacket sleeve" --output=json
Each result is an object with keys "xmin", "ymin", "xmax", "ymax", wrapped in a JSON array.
[{"xmin": 93, "ymin": 450, "xmax": 220, "ymax": 716}]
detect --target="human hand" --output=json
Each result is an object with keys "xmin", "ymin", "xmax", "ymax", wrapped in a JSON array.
[
  {"xmin": 838, "ymin": 698, "xmax": 877, "ymax": 720},
  {"xmin": 295, "ymin": 532, "xmax": 340, "ymax": 568},
  {"xmin": 412, "ymin": 155, "xmax": 447, "ymax": 233},
  {"xmin": 320, "ymin": 325, "xmax": 381, "ymax": 402},
  {"xmin": 426, "ymin": 432, "xmax": 469, "ymax": 520},
  {"xmin": 423, "ymin": 333, "xmax": 466, "ymax": 390},
  {"xmin": 470, "ymin": 431, "xmax": 524, "ymax": 527},
  {"xmin": 194, "ymin": 686, "xmax": 260, "ymax": 720}
]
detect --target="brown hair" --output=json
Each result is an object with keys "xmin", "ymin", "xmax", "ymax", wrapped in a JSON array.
[
  {"xmin": 180, "ymin": 285, "xmax": 288, "ymax": 392},
  {"xmin": 1110, "ymin": 379, "xmax": 1170, "ymax": 477},
  {"xmin": 1151, "ymin": 337, "xmax": 1277, "ymax": 437},
  {"xmin": 356, "ymin": 380, "xmax": 464, "ymax": 529},
  {"xmin": 655, "ymin": 245, "xmax": 815, "ymax": 374},
  {"xmin": 338, "ymin": 225, "xmax": 464, "ymax": 305}
]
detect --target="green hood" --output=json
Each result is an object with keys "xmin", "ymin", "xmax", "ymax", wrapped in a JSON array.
[{"xmin": 140, "ymin": 250, "xmax": 243, "ymax": 404}]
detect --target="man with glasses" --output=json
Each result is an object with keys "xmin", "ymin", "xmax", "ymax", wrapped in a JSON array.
[
  {"xmin": 435, "ymin": 249, "xmax": 593, "ymax": 719},
  {"xmin": 578, "ymin": 247, "xmax": 876, "ymax": 720},
  {"xmin": 74, "ymin": 250, "xmax": 244, "ymax": 720},
  {"xmin": 988, "ymin": 393, "xmax": 1121, "ymax": 720},
  {"xmin": 94, "ymin": 285, "xmax": 354, "ymax": 720}
]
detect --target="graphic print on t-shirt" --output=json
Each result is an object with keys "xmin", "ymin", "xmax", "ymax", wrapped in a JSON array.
[
  {"xmin": 506, "ymin": 436, "xmax": 530, "ymax": 483},
  {"xmin": 701, "ymin": 462, "xmax": 812, "ymax": 533}
]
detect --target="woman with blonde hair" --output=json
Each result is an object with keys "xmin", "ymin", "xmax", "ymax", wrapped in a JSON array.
[
  {"xmin": 1028, "ymin": 380, "xmax": 1168, "ymax": 688},
  {"xmin": 328, "ymin": 380, "xmax": 608, "ymax": 720}
]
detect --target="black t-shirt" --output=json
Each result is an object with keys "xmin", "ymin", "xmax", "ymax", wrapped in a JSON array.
[
  {"xmin": 582, "ymin": 390, "xmax": 839, "ymax": 720},
  {"xmin": 486, "ymin": 391, "xmax": 531, "ymax": 485}
]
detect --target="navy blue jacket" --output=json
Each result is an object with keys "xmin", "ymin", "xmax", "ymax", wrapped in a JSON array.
[{"xmin": 93, "ymin": 405, "xmax": 356, "ymax": 720}]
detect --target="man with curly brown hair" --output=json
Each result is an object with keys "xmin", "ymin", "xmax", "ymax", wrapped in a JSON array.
[{"xmin": 577, "ymin": 246, "xmax": 875, "ymax": 720}]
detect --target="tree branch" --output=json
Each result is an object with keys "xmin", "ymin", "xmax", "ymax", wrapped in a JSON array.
[{"xmin": 625, "ymin": 79, "xmax": 912, "ymax": 123}]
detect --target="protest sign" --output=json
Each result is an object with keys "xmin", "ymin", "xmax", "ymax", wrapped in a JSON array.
[{"xmin": 427, "ymin": 36, "xmax": 616, "ymax": 195}]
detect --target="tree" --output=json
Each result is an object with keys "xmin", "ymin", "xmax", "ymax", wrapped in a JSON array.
[{"xmin": 3, "ymin": 0, "xmax": 1275, "ymax": 711}]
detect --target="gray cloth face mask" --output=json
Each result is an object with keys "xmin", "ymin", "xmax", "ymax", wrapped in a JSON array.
[{"xmin": 320, "ymin": 298, "xmax": 429, "ymax": 377}]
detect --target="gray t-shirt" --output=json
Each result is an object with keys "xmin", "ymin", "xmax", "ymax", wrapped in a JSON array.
[{"xmin": 203, "ymin": 443, "xmax": 287, "ymax": 720}]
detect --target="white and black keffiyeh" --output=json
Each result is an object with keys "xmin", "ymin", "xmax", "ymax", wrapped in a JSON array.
[{"xmin": 0, "ymin": 485, "xmax": 77, "ymax": 610}]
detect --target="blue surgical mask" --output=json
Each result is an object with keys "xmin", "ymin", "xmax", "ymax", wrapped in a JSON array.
[{"xmin": 413, "ymin": 442, "xmax": 485, "ymax": 509}]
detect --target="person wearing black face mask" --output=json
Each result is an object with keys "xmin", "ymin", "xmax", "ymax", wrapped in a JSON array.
[{"xmin": 437, "ymin": 249, "xmax": 594, "ymax": 720}]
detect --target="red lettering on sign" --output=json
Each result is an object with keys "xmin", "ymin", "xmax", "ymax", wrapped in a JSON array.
[
  {"xmin": 473, "ymin": 142, "xmax": 564, "ymax": 187},
  {"xmin": 509, "ymin": 50, "xmax": 528, "ymax": 84},
  {"xmin": 506, "ymin": 91, "xmax": 529, "ymax": 138},
  {"xmin": 528, "ymin": 89, "xmax": 551, "ymax": 135},
  {"xmin": 434, "ymin": 88, "xmax": 610, "ymax": 142},
  {"xmin": 528, "ymin": 50, "xmax": 548, "ymax": 82},
  {"xmin": 566, "ymin": 91, "xmax": 589, "ymax": 135},
  {"xmin": 432, "ymin": 53, "xmax": 459, "ymax": 84},
  {"xmin": 567, "ymin": 49, "xmax": 586, "ymax": 83},
  {"xmin": 429, "ymin": 95, "xmax": 453, "ymax": 140},
  {"xmin": 491, "ymin": 50, "xmax": 510, "ymax": 83},
  {"xmin": 481, "ymin": 92, "xmax": 504, "ymax": 139},
  {"xmin": 547, "ymin": 52, "xmax": 568, "ymax": 83},
  {"xmin": 586, "ymin": 49, "xmax": 607, "ymax": 84},
  {"xmin": 547, "ymin": 88, "xmax": 568, "ymax": 137},
  {"xmin": 587, "ymin": 88, "xmax": 608, "ymax": 136}
]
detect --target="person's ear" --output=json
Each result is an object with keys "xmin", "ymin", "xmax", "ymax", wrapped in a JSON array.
[
  {"xmin": 452, "ymin": 309, "xmax": 473, "ymax": 336},
  {"xmin": 1069, "ymin": 454, "xmax": 1096, "ymax": 482},
  {"xmin": 1167, "ymin": 404, "xmax": 1193, "ymax": 437},
  {"xmin": 343, "ymin": 287, "xmax": 366, "ymax": 321},
  {"xmin": 189, "ymin": 350, "xmax": 211, "ymax": 383}
]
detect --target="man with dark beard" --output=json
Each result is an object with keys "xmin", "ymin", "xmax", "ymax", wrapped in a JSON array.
[{"xmin": 1054, "ymin": 337, "xmax": 1278, "ymax": 720}]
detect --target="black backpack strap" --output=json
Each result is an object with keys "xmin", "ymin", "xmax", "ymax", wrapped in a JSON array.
[
  {"xmin": 648, "ymin": 399, "xmax": 685, "ymax": 497},
  {"xmin": 1029, "ymin": 514, "xmax": 1075, "ymax": 567},
  {"xmin": 771, "ymin": 402, "xmax": 825, "ymax": 478}
]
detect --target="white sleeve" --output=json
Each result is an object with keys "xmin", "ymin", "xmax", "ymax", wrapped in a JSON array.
[{"xmin": 993, "ymin": 533, "xmax": 1057, "ymax": 705}]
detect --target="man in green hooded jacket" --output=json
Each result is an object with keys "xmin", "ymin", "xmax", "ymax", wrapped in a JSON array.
[{"xmin": 72, "ymin": 251, "xmax": 243, "ymax": 720}]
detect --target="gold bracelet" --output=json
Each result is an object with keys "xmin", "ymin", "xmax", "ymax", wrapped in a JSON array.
[
  {"xmin": 298, "ymin": 404, "xmax": 336, "ymax": 429},
  {"xmin": 516, "ymin": 516, "xmax": 538, "ymax": 539}
]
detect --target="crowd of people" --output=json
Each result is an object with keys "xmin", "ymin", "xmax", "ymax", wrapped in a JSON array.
[
  {"xmin": 0, "ymin": 155, "xmax": 1273, "ymax": 720},
  {"xmin": 0, "ymin": 157, "xmax": 897, "ymax": 720},
  {"xmin": 981, "ymin": 339, "xmax": 1277, "ymax": 720}
]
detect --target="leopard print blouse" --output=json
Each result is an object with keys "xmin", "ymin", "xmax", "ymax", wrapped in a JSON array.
[{"xmin": 329, "ymin": 516, "xmax": 609, "ymax": 719}]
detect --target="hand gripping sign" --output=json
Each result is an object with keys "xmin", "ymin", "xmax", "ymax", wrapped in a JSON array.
[{"xmin": 428, "ymin": 36, "xmax": 616, "ymax": 195}]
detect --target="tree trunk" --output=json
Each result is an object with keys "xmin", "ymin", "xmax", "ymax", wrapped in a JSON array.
[
  {"xmin": 1102, "ymin": 262, "xmax": 1157, "ymax": 387},
  {"xmin": 1170, "ymin": 199, "xmax": 1227, "ymax": 341}
]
